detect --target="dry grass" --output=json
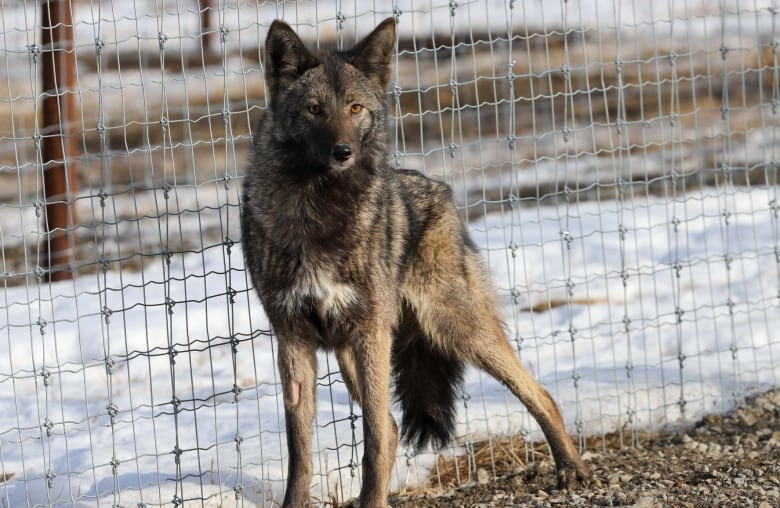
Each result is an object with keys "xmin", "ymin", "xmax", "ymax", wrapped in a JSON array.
[{"xmin": 389, "ymin": 426, "xmax": 646, "ymax": 503}]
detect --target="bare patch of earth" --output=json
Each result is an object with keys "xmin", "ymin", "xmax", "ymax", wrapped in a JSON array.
[{"xmin": 386, "ymin": 389, "xmax": 780, "ymax": 507}]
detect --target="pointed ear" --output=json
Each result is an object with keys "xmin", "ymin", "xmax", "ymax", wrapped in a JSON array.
[
  {"xmin": 264, "ymin": 20, "xmax": 319, "ymax": 99},
  {"xmin": 349, "ymin": 18, "xmax": 397, "ymax": 90}
]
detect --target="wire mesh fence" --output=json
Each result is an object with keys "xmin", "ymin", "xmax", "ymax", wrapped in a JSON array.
[{"xmin": 1, "ymin": 0, "xmax": 778, "ymax": 506}]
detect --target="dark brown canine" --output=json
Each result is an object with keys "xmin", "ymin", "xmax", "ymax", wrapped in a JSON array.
[{"xmin": 240, "ymin": 17, "xmax": 592, "ymax": 508}]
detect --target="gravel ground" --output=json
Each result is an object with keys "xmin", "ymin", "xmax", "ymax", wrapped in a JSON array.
[{"xmin": 389, "ymin": 389, "xmax": 780, "ymax": 507}]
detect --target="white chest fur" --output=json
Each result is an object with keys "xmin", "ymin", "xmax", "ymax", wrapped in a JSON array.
[{"xmin": 279, "ymin": 266, "xmax": 357, "ymax": 318}]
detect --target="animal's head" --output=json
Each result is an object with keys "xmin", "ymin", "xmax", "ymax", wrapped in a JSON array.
[{"xmin": 262, "ymin": 18, "xmax": 397, "ymax": 173}]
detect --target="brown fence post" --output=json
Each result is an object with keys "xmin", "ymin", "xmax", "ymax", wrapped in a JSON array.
[
  {"xmin": 199, "ymin": 0, "xmax": 215, "ymax": 53},
  {"xmin": 41, "ymin": 0, "xmax": 78, "ymax": 282}
]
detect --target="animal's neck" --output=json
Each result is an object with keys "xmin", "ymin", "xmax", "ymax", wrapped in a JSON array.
[{"xmin": 277, "ymin": 170, "xmax": 369, "ymax": 249}]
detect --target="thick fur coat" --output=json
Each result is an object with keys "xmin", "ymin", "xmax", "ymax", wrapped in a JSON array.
[{"xmin": 240, "ymin": 18, "xmax": 591, "ymax": 508}]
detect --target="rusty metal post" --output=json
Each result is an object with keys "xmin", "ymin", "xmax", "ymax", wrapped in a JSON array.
[
  {"xmin": 41, "ymin": 0, "xmax": 78, "ymax": 281},
  {"xmin": 199, "ymin": 0, "xmax": 215, "ymax": 54}
]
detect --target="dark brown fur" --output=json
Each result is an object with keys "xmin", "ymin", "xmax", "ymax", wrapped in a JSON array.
[{"xmin": 240, "ymin": 18, "xmax": 591, "ymax": 508}]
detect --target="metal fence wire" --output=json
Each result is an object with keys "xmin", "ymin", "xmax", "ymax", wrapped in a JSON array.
[{"xmin": 1, "ymin": 0, "xmax": 779, "ymax": 506}]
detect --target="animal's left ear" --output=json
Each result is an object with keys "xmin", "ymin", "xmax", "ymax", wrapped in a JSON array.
[{"xmin": 349, "ymin": 18, "xmax": 397, "ymax": 90}]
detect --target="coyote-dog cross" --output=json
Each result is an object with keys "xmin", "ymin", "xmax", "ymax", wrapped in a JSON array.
[{"xmin": 240, "ymin": 17, "xmax": 592, "ymax": 507}]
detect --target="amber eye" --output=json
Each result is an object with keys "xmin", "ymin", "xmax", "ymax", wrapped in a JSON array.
[
  {"xmin": 350, "ymin": 104, "xmax": 364, "ymax": 115},
  {"xmin": 307, "ymin": 104, "xmax": 322, "ymax": 115}
]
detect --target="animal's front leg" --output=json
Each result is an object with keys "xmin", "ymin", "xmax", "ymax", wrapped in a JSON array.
[
  {"xmin": 353, "ymin": 327, "xmax": 395, "ymax": 508},
  {"xmin": 277, "ymin": 335, "xmax": 318, "ymax": 507},
  {"xmin": 336, "ymin": 345, "xmax": 399, "ymax": 488}
]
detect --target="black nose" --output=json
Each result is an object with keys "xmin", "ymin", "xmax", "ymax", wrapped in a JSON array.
[{"xmin": 331, "ymin": 144, "xmax": 352, "ymax": 162}]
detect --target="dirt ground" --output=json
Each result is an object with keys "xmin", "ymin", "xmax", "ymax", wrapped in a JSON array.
[{"xmin": 387, "ymin": 389, "xmax": 780, "ymax": 507}]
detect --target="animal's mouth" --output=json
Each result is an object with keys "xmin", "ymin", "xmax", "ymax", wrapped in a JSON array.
[{"xmin": 327, "ymin": 157, "xmax": 356, "ymax": 171}]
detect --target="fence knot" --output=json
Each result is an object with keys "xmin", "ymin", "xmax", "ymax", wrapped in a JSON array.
[
  {"xmin": 618, "ymin": 223, "xmax": 628, "ymax": 240},
  {"xmin": 27, "ymin": 43, "xmax": 40, "ymax": 63},
  {"xmin": 560, "ymin": 229, "xmax": 573, "ymax": 247},
  {"xmin": 461, "ymin": 391, "xmax": 471, "ymax": 408},
  {"xmin": 166, "ymin": 296, "xmax": 176, "ymax": 314},
  {"xmin": 102, "ymin": 305, "xmax": 112, "ymax": 323},
  {"xmin": 43, "ymin": 417, "xmax": 54, "ymax": 437},
  {"xmin": 37, "ymin": 316, "xmax": 48, "ymax": 336},
  {"xmin": 107, "ymin": 403, "xmax": 119, "ymax": 423},
  {"xmin": 335, "ymin": 12, "xmax": 346, "ymax": 30},
  {"xmin": 510, "ymin": 287, "xmax": 522, "ymax": 306},
  {"xmin": 105, "ymin": 355, "xmax": 115, "ymax": 375},
  {"xmin": 169, "ymin": 347, "xmax": 178, "ymax": 364},
  {"xmin": 172, "ymin": 445, "xmax": 182, "ymax": 463}
]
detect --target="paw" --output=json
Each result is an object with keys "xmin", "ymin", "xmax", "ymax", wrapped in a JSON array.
[
  {"xmin": 337, "ymin": 495, "xmax": 390, "ymax": 508},
  {"xmin": 556, "ymin": 459, "xmax": 598, "ymax": 489},
  {"xmin": 282, "ymin": 492, "xmax": 313, "ymax": 507}
]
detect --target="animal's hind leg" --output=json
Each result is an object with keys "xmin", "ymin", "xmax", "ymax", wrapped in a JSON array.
[
  {"xmin": 335, "ymin": 345, "xmax": 399, "ymax": 497},
  {"xmin": 405, "ymin": 252, "xmax": 591, "ymax": 488},
  {"xmin": 463, "ymin": 318, "xmax": 591, "ymax": 488}
]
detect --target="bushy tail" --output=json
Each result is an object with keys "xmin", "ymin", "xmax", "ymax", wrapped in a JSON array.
[{"xmin": 391, "ymin": 306, "xmax": 465, "ymax": 452}]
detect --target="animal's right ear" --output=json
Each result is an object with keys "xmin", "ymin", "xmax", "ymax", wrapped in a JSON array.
[{"xmin": 264, "ymin": 20, "xmax": 319, "ymax": 99}]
